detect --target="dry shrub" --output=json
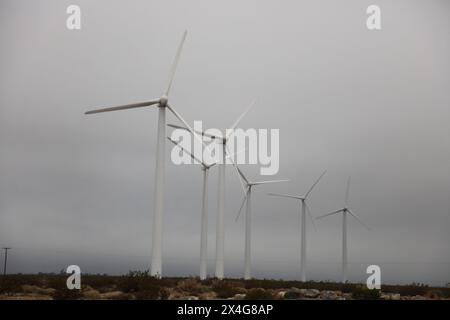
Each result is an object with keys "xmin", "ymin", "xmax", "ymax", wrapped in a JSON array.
[
  {"xmin": 177, "ymin": 278, "xmax": 207, "ymax": 295},
  {"xmin": 351, "ymin": 285, "xmax": 380, "ymax": 300},
  {"xmin": 212, "ymin": 280, "xmax": 241, "ymax": 298},
  {"xmin": 245, "ymin": 288, "xmax": 275, "ymax": 300},
  {"xmin": 117, "ymin": 271, "xmax": 161, "ymax": 300},
  {"xmin": 51, "ymin": 288, "xmax": 83, "ymax": 300}
]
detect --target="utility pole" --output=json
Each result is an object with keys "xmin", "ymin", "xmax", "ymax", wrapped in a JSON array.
[{"xmin": 2, "ymin": 247, "xmax": 11, "ymax": 276}]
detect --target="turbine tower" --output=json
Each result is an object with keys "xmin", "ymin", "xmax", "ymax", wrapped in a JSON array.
[
  {"xmin": 234, "ymin": 165, "xmax": 288, "ymax": 280},
  {"xmin": 315, "ymin": 177, "xmax": 370, "ymax": 283},
  {"xmin": 268, "ymin": 170, "xmax": 327, "ymax": 282},
  {"xmin": 85, "ymin": 31, "xmax": 203, "ymax": 278},
  {"xmin": 167, "ymin": 137, "xmax": 216, "ymax": 280},
  {"xmin": 168, "ymin": 100, "xmax": 254, "ymax": 279}
]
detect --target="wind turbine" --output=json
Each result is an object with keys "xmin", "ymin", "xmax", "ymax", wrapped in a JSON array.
[
  {"xmin": 167, "ymin": 137, "xmax": 245, "ymax": 280},
  {"xmin": 234, "ymin": 165, "xmax": 289, "ymax": 280},
  {"xmin": 168, "ymin": 100, "xmax": 254, "ymax": 279},
  {"xmin": 315, "ymin": 177, "xmax": 370, "ymax": 283},
  {"xmin": 85, "ymin": 30, "xmax": 204, "ymax": 278},
  {"xmin": 167, "ymin": 137, "xmax": 215, "ymax": 280},
  {"xmin": 268, "ymin": 170, "xmax": 327, "ymax": 282}
]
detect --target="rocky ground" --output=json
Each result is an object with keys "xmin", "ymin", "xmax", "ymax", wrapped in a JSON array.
[
  {"xmin": 0, "ymin": 286, "xmax": 441, "ymax": 300},
  {"xmin": 1, "ymin": 274, "xmax": 448, "ymax": 300}
]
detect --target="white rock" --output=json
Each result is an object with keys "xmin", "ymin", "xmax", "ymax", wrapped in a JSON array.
[
  {"xmin": 320, "ymin": 290, "xmax": 340, "ymax": 300},
  {"xmin": 303, "ymin": 289, "xmax": 320, "ymax": 298}
]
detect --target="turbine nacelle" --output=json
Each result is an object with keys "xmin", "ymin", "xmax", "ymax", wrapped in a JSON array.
[
  {"xmin": 159, "ymin": 95, "xmax": 169, "ymax": 107},
  {"xmin": 315, "ymin": 178, "xmax": 370, "ymax": 230}
]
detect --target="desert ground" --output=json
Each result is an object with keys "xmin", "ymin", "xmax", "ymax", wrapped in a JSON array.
[{"xmin": 0, "ymin": 272, "xmax": 449, "ymax": 300}]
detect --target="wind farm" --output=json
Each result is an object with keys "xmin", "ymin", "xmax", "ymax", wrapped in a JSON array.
[
  {"xmin": 1, "ymin": 0, "xmax": 449, "ymax": 303},
  {"xmin": 168, "ymin": 100, "xmax": 255, "ymax": 280},
  {"xmin": 81, "ymin": 30, "xmax": 374, "ymax": 287}
]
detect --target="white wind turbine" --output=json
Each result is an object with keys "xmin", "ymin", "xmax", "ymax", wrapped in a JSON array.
[
  {"xmin": 234, "ymin": 165, "xmax": 289, "ymax": 280},
  {"xmin": 268, "ymin": 170, "xmax": 327, "ymax": 282},
  {"xmin": 315, "ymin": 177, "xmax": 370, "ymax": 283},
  {"xmin": 167, "ymin": 137, "xmax": 215, "ymax": 280},
  {"xmin": 85, "ymin": 30, "xmax": 204, "ymax": 277},
  {"xmin": 168, "ymin": 101, "xmax": 254, "ymax": 279}
]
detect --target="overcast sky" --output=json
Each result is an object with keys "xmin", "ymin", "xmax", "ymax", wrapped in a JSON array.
[{"xmin": 0, "ymin": 0, "xmax": 449, "ymax": 285}]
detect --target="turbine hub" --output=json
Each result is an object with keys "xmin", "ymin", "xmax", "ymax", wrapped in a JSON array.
[{"xmin": 159, "ymin": 95, "xmax": 168, "ymax": 107}]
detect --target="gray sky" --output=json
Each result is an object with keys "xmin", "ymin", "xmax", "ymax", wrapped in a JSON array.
[{"xmin": 0, "ymin": 0, "xmax": 449, "ymax": 285}]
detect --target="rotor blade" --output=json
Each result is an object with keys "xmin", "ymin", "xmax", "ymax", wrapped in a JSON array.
[
  {"xmin": 305, "ymin": 203, "xmax": 317, "ymax": 232},
  {"xmin": 226, "ymin": 146, "xmax": 249, "ymax": 184},
  {"xmin": 206, "ymin": 147, "xmax": 246, "ymax": 169},
  {"xmin": 224, "ymin": 147, "xmax": 246, "ymax": 163},
  {"xmin": 233, "ymin": 164, "xmax": 248, "ymax": 195},
  {"xmin": 252, "ymin": 179, "xmax": 289, "ymax": 185},
  {"xmin": 167, "ymin": 124, "xmax": 222, "ymax": 140},
  {"xmin": 225, "ymin": 146, "xmax": 248, "ymax": 195},
  {"xmin": 345, "ymin": 176, "xmax": 351, "ymax": 207},
  {"xmin": 167, "ymin": 104, "xmax": 213, "ymax": 157},
  {"xmin": 267, "ymin": 193, "xmax": 302, "ymax": 200},
  {"xmin": 165, "ymin": 30, "xmax": 187, "ymax": 96},
  {"xmin": 347, "ymin": 209, "xmax": 371, "ymax": 230},
  {"xmin": 235, "ymin": 190, "xmax": 249, "ymax": 222},
  {"xmin": 226, "ymin": 99, "xmax": 256, "ymax": 140},
  {"xmin": 304, "ymin": 170, "xmax": 327, "ymax": 198},
  {"xmin": 85, "ymin": 100, "xmax": 160, "ymax": 115},
  {"xmin": 167, "ymin": 137, "xmax": 206, "ymax": 167},
  {"xmin": 315, "ymin": 209, "xmax": 344, "ymax": 220}
]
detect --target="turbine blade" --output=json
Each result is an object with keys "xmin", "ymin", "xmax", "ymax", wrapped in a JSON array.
[
  {"xmin": 267, "ymin": 193, "xmax": 302, "ymax": 200},
  {"xmin": 235, "ymin": 190, "xmax": 249, "ymax": 222},
  {"xmin": 225, "ymin": 147, "xmax": 246, "ymax": 163},
  {"xmin": 206, "ymin": 147, "xmax": 246, "ymax": 169},
  {"xmin": 315, "ymin": 209, "xmax": 344, "ymax": 220},
  {"xmin": 304, "ymin": 170, "xmax": 327, "ymax": 198},
  {"xmin": 167, "ymin": 124, "xmax": 222, "ymax": 140},
  {"xmin": 85, "ymin": 100, "xmax": 160, "ymax": 115},
  {"xmin": 225, "ymin": 146, "xmax": 248, "ymax": 195},
  {"xmin": 305, "ymin": 203, "xmax": 317, "ymax": 232},
  {"xmin": 252, "ymin": 179, "xmax": 289, "ymax": 185},
  {"xmin": 345, "ymin": 176, "xmax": 351, "ymax": 207},
  {"xmin": 165, "ymin": 30, "xmax": 187, "ymax": 96},
  {"xmin": 348, "ymin": 209, "xmax": 371, "ymax": 230},
  {"xmin": 226, "ymin": 99, "xmax": 256, "ymax": 140},
  {"xmin": 167, "ymin": 137, "xmax": 205, "ymax": 167},
  {"xmin": 226, "ymin": 145, "xmax": 249, "ymax": 184}
]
